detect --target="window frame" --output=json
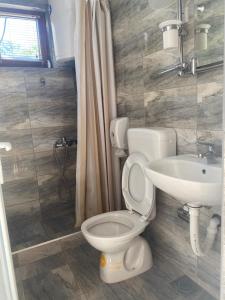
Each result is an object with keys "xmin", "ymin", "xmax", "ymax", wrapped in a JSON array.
[{"xmin": 0, "ymin": 8, "xmax": 51, "ymax": 68}]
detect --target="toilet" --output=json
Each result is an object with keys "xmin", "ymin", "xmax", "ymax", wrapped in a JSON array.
[{"xmin": 81, "ymin": 128, "xmax": 176, "ymax": 283}]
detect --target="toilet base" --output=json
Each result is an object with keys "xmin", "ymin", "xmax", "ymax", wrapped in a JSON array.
[{"xmin": 99, "ymin": 236, "xmax": 153, "ymax": 283}]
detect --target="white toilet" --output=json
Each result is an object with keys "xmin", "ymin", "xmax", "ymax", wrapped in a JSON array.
[{"xmin": 81, "ymin": 128, "xmax": 176, "ymax": 283}]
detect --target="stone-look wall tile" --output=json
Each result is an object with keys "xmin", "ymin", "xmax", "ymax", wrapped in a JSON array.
[
  {"xmin": 5, "ymin": 201, "xmax": 46, "ymax": 251},
  {"xmin": 117, "ymin": 93, "xmax": 145, "ymax": 127},
  {"xmin": 197, "ymin": 67, "xmax": 224, "ymax": 84},
  {"xmin": 195, "ymin": 0, "xmax": 224, "ymax": 21},
  {"xmin": 145, "ymin": 86, "xmax": 197, "ymax": 129},
  {"xmin": 0, "ymin": 130, "xmax": 33, "ymax": 157},
  {"xmin": 0, "ymin": 66, "xmax": 77, "ymax": 250},
  {"xmin": 147, "ymin": 191, "xmax": 198, "ymax": 275},
  {"xmin": 175, "ymin": 128, "xmax": 197, "ymax": 155},
  {"xmin": 1, "ymin": 154, "xmax": 36, "ymax": 183},
  {"xmin": 2, "ymin": 178, "xmax": 39, "ymax": 207},
  {"xmin": 29, "ymin": 97, "xmax": 76, "ymax": 128},
  {"xmin": 32, "ymin": 126, "xmax": 76, "ymax": 153},
  {"xmin": 124, "ymin": 58, "xmax": 144, "ymax": 95},
  {"xmin": 143, "ymin": 50, "xmax": 197, "ymax": 92},
  {"xmin": 197, "ymin": 82, "xmax": 223, "ymax": 131},
  {"xmin": 35, "ymin": 147, "xmax": 76, "ymax": 177},
  {"xmin": 38, "ymin": 173, "xmax": 75, "ymax": 206},
  {"xmin": 111, "ymin": 0, "xmax": 223, "ymax": 295},
  {"xmin": 0, "ymin": 68, "xmax": 26, "ymax": 94},
  {"xmin": 0, "ymin": 93, "xmax": 30, "ymax": 131},
  {"xmin": 24, "ymin": 69, "xmax": 76, "ymax": 99},
  {"xmin": 196, "ymin": 130, "xmax": 223, "ymax": 157}
]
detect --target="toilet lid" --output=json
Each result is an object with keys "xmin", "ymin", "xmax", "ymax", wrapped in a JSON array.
[{"xmin": 122, "ymin": 153, "xmax": 155, "ymax": 219}]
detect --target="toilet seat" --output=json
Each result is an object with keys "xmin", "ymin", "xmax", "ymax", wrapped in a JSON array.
[
  {"xmin": 122, "ymin": 153, "xmax": 155, "ymax": 220},
  {"xmin": 81, "ymin": 211, "xmax": 147, "ymax": 254},
  {"xmin": 81, "ymin": 210, "xmax": 147, "ymax": 242}
]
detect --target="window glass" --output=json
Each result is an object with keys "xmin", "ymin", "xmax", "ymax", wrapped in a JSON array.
[{"xmin": 0, "ymin": 16, "xmax": 41, "ymax": 61}]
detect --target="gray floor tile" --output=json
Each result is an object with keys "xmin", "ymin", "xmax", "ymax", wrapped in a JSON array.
[{"xmin": 17, "ymin": 241, "xmax": 216, "ymax": 300}]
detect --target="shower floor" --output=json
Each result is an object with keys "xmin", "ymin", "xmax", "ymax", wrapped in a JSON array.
[{"xmin": 14, "ymin": 233, "xmax": 217, "ymax": 300}]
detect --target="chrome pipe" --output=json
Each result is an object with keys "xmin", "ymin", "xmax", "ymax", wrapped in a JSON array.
[
  {"xmin": 196, "ymin": 61, "xmax": 224, "ymax": 73},
  {"xmin": 154, "ymin": 64, "xmax": 182, "ymax": 77}
]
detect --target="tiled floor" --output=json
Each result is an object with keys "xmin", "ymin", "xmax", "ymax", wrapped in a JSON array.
[{"xmin": 14, "ymin": 233, "xmax": 217, "ymax": 300}]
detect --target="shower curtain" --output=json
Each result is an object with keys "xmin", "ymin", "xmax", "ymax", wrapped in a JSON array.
[{"xmin": 74, "ymin": 0, "xmax": 121, "ymax": 226}]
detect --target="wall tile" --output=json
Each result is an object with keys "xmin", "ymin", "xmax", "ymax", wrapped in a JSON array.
[
  {"xmin": 0, "ymin": 93, "xmax": 30, "ymax": 131},
  {"xmin": 111, "ymin": 0, "xmax": 223, "ymax": 295},
  {"xmin": 0, "ymin": 129, "xmax": 33, "ymax": 157},
  {"xmin": 25, "ymin": 69, "xmax": 76, "ymax": 99},
  {"xmin": 0, "ymin": 68, "xmax": 26, "ymax": 94},
  {"xmin": 34, "ymin": 147, "xmax": 76, "ymax": 177},
  {"xmin": 5, "ymin": 201, "xmax": 46, "ymax": 251},
  {"xmin": 197, "ymin": 82, "xmax": 223, "ymax": 130},
  {"xmin": 29, "ymin": 97, "xmax": 76, "ymax": 128},
  {"xmin": 1, "ymin": 154, "xmax": 36, "ymax": 183},
  {"xmin": 32, "ymin": 126, "xmax": 76, "ymax": 153},
  {"xmin": 145, "ymin": 86, "xmax": 197, "ymax": 129},
  {"xmin": 0, "ymin": 66, "xmax": 77, "ymax": 250},
  {"xmin": 2, "ymin": 178, "xmax": 39, "ymax": 207}
]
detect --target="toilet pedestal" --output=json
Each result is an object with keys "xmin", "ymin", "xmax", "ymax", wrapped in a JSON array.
[{"xmin": 99, "ymin": 236, "xmax": 153, "ymax": 283}]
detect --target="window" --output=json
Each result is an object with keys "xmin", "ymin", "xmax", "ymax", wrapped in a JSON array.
[{"xmin": 0, "ymin": 8, "xmax": 50, "ymax": 67}]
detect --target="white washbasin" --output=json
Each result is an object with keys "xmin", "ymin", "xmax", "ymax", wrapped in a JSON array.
[{"xmin": 145, "ymin": 155, "xmax": 222, "ymax": 207}]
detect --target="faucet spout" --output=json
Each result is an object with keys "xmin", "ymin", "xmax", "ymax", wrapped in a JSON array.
[{"xmin": 196, "ymin": 142, "xmax": 217, "ymax": 164}]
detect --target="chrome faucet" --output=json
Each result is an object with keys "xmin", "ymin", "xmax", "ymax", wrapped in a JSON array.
[{"xmin": 196, "ymin": 141, "xmax": 217, "ymax": 164}]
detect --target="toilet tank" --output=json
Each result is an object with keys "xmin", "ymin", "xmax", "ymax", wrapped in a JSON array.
[{"xmin": 128, "ymin": 128, "xmax": 176, "ymax": 162}]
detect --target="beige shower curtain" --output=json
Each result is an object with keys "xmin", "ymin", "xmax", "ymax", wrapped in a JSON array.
[{"xmin": 74, "ymin": 0, "xmax": 121, "ymax": 226}]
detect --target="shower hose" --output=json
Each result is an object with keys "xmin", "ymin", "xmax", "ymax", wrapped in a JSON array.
[{"xmin": 53, "ymin": 143, "xmax": 73, "ymax": 202}]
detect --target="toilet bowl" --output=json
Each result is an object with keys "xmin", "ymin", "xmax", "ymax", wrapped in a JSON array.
[
  {"xmin": 81, "ymin": 128, "xmax": 176, "ymax": 283},
  {"xmin": 81, "ymin": 210, "xmax": 153, "ymax": 283}
]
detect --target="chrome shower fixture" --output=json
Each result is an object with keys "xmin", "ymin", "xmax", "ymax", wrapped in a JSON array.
[{"xmin": 54, "ymin": 137, "xmax": 77, "ymax": 148}]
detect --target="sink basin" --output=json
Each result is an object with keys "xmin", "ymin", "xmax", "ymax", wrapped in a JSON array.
[{"xmin": 145, "ymin": 155, "xmax": 222, "ymax": 207}]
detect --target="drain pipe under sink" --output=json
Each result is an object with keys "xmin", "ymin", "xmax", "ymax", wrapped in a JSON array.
[{"xmin": 188, "ymin": 206, "xmax": 220, "ymax": 257}]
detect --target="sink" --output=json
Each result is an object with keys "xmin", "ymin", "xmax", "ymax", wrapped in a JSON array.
[{"xmin": 145, "ymin": 155, "xmax": 222, "ymax": 207}]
